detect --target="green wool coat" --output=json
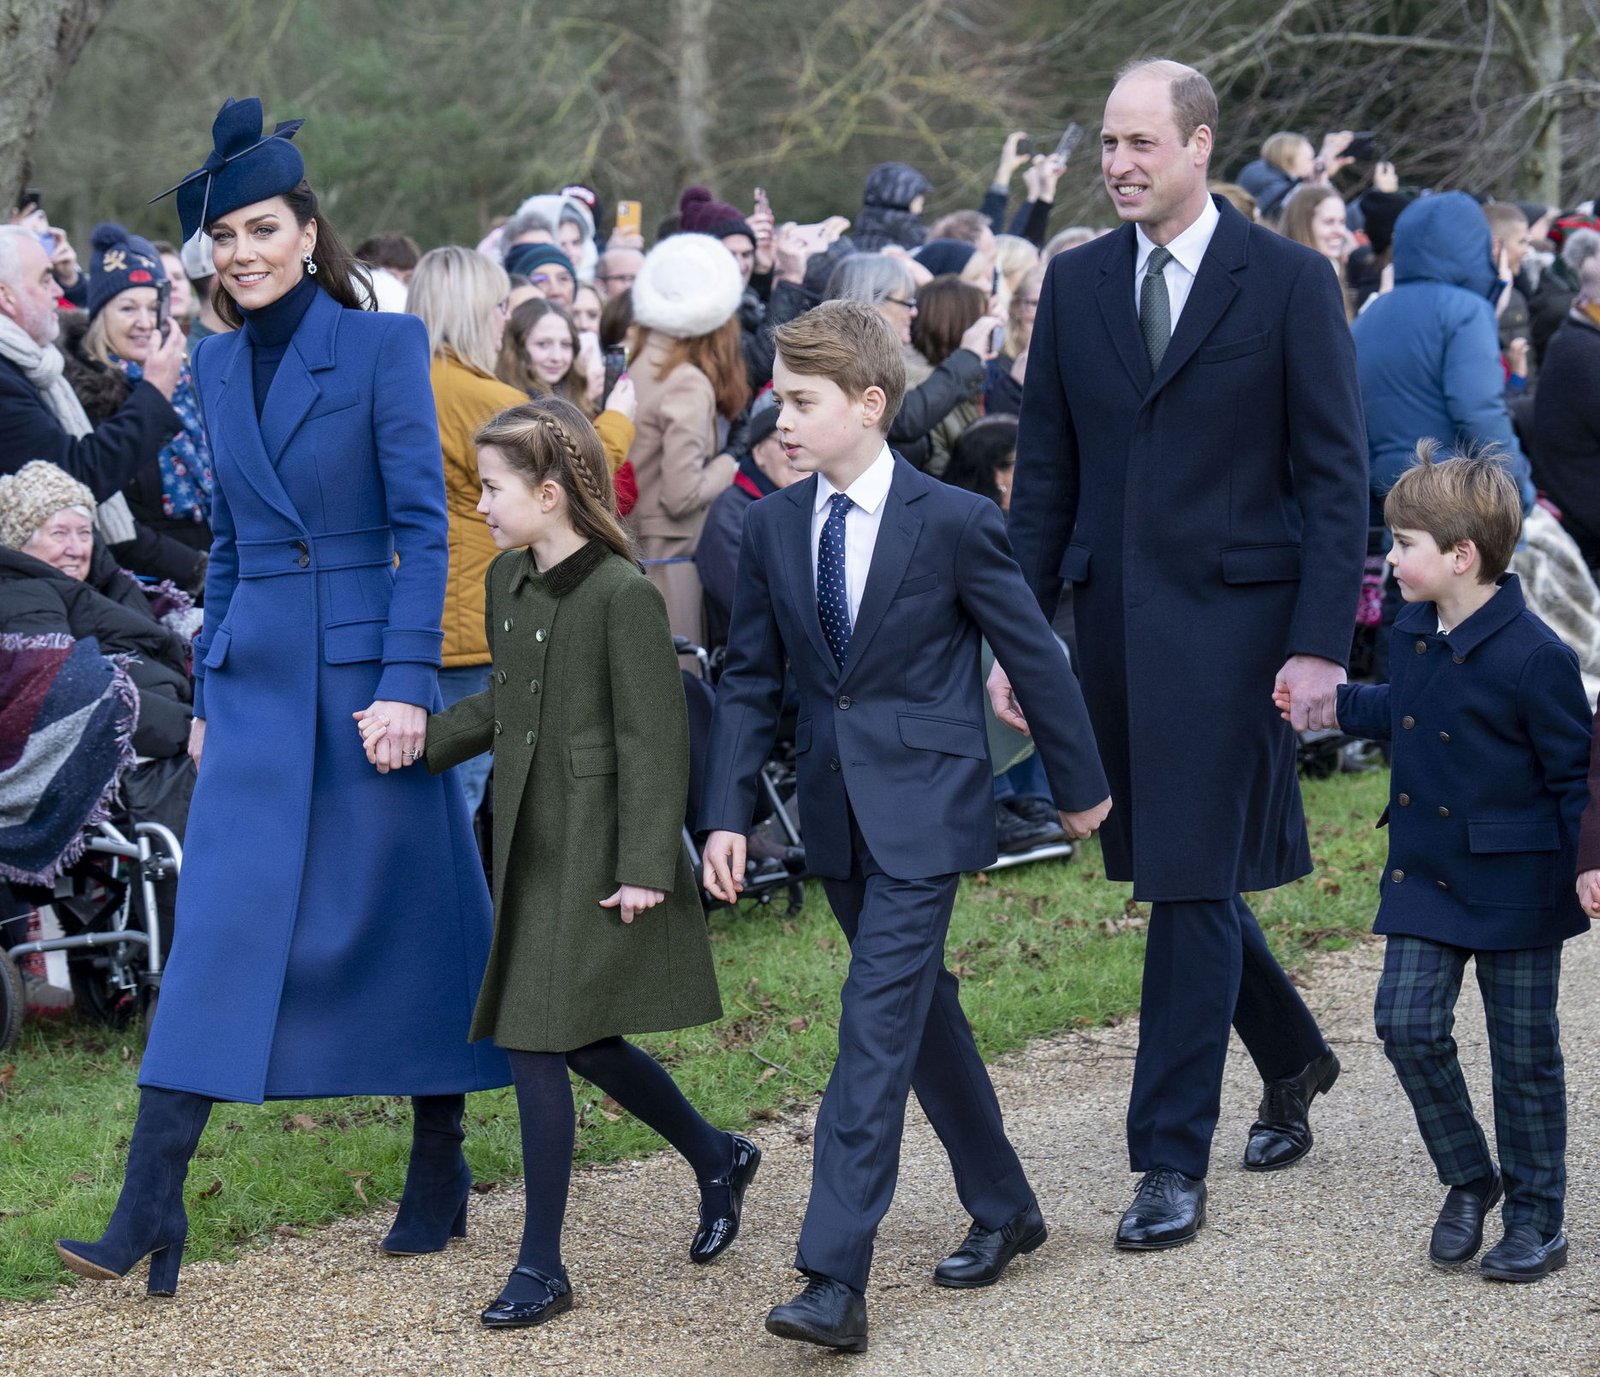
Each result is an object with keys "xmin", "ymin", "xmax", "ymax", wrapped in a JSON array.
[{"xmin": 425, "ymin": 540, "xmax": 723, "ymax": 1052}]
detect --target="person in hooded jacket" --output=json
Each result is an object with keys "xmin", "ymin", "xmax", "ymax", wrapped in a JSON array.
[{"xmin": 852, "ymin": 162, "xmax": 932, "ymax": 253}]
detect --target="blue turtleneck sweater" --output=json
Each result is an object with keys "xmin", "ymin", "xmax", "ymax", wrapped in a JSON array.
[{"xmin": 240, "ymin": 274, "xmax": 321, "ymax": 419}]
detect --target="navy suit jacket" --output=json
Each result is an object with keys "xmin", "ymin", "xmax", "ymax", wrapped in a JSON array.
[
  {"xmin": 1008, "ymin": 195, "xmax": 1369, "ymax": 900},
  {"xmin": 699, "ymin": 454, "xmax": 1108, "ymax": 881}
]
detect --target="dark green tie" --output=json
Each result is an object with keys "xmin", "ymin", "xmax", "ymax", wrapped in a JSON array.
[{"xmin": 1140, "ymin": 245, "xmax": 1174, "ymax": 371}]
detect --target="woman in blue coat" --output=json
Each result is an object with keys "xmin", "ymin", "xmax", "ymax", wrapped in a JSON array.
[{"xmin": 57, "ymin": 98, "xmax": 508, "ymax": 1297}]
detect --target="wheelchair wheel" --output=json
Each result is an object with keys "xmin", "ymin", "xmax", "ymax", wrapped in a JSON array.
[
  {"xmin": 68, "ymin": 951, "xmax": 140, "ymax": 1029},
  {"xmin": 0, "ymin": 951, "xmax": 23, "ymax": 1051}
]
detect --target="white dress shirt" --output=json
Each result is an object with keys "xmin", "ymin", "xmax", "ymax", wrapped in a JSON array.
[
  {"xmin": 1133, "ymin": 193, "xmax": 1221, "ymax": 331},
  {"xmin": 811, "ymin": 444, "xmax": 895, "ymax": 625}
]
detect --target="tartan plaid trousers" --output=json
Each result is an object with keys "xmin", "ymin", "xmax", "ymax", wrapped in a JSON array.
[{"xmin": 1374, "ymin": 935, "xmax": 1567, "ymax": 1237}]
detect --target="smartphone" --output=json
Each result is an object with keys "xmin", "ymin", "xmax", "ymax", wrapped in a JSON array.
[
  {"xmin": 753, "ymin": 186, "xmax": 771, "ymax": 218},
  {"xmin": 155, "ymin": 279, "xmax": 172, "ymax": 343},
  {"xmin": 990, "ymin": 323, "xmax": 1006, "ymax": 356},
  {"xmin": 602, "ymin": 344, "xmax": 629, "ymax": 402},
  {"xmin": 1015, "ymin": 135, "xmax": 1032, "ymax": 156},
  {"xmin": 614, "ymin": 200, "xmax": 642, "ymax": 237},
  {"xmin": 1346, "ymin": 132, "xmax": 1379, "ymax": 162},
  {"xmin": 1053, "ymin": 122, "xmax": 1084, "ymax": 162}
]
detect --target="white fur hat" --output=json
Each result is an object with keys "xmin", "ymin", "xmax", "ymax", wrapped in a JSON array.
[{"xmin": 630, "ymin": 233, "xmax": 744, "ymax": 340}]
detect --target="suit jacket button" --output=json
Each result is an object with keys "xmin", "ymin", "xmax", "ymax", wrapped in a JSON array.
[
  {"xmin": 1415, "ymin": 639, "xmax": 1427, "ymax": 654},
  {"xmin": 1391, "ymin": 869, "xmax": 1405, "ymax": 883},
  {"xmin": 1438, "ymin": 805, "xmax": 1450, "ymax": 817},
  {"xmin": 1438, "ymin": 731, "xmax": 1450, "ymax": 743},
  {"xmin": 1401, "ymin": 715, "xmax": 1415, "ymax": 729},
  {"xmin": 837, "ymin": 695, "xmax": 851, "ymax": 710},
  {"xmin": 1398, "ymin": 793, "xmax": 1410, "ymax": 806},
  {"xmin": 828, "ymin": 757, "xmax": 840, "ymax": 771}
]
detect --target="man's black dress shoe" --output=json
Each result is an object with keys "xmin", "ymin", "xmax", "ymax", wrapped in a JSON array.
[
  {"xmin": 480, "ymin": 1266, "xmax": 573, "ymax": 1328},
  {"xmin": 933, "ymin": 1199, "xmax": 1048, "ymax": 1288},
  {"xmin": 1115, "ymin": 1168, "xmax": 1206, "ymax": 1250},
  {"xmin": 689, "ymin": 1133, "xmax": 761, "ymax": 1263},
  {"xmin": 1243, "ymin": 1049, "xmax": 1341, "ymax": 1171},
  {"xmin": 1480, "ymin": 1225, "xmax": 1568, "ymax": 1282},
  {"xmin": 765, "ymin": 1273, "xmax": 869, "ymax": 1352},
  {"xmin": 1429, "ymin": 1169, "xmax": 1503, "ymax": 1266},
  {"xmin": 1007, "ymin": 795, "xmax": 1071, "ymax": 835},
  {"xmin": 996, "ymin": 802, "xmax": 1067, "ymax": 854}
]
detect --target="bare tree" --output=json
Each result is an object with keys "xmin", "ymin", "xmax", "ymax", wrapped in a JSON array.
[{"xmin": 0, "ymin": 0, "xmax": 117, "ymax": 205}]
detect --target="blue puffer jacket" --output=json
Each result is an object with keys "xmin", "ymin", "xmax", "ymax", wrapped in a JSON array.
[{"xmin": 1350, "ymin": 191, "xmax": 1534, "ymax": 526}]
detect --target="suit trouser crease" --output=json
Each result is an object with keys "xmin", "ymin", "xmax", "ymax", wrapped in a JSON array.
[{"xmin": 1375, "ymin": 936, "xmax": 1565, "ymax": 1236}]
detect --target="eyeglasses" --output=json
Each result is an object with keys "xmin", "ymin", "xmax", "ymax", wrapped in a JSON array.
[
  {"xmin": 1021, "ymin": 297, "xmax": 1041, "ymax": 308},
  {"xmin": 884, "ymin": 295, "xmax": 917, "ymax": 310},
  {"xmin": 596, "ymin": 272, "xmax": 637, "ymax": 286}
]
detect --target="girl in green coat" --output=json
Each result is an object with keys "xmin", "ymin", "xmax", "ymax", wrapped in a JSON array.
[{"xmin": 360, "ymin": 397, "xmax": 758, "ymax": 1330}]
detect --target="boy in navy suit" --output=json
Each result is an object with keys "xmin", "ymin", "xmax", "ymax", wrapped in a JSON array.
[
  {"xmin": 1279, "ymin": 443, "xmax": 1592, "ymax": 1282},
  {"xmin": 700, "ymin": 300, "xmax": 1110, "ymax": 1351}
]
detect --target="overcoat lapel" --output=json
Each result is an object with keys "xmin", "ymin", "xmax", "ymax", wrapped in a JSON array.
[
  {"xmin": 259, "ymin": 288, "xmax": 340, "ymax": 462},
  {"xmin": 1147, "ymin": 198, "xmax": 1247, "ymax": 395},
  {"xmin": 776, "ymin": 478, "xmax": 838, "ymax": 672},
  {"xmin": 838, "ymin": 461, "xmax": 923, "ymax": 690},
  {"xmin": 213, "ymin": 329, "xmax": 306, "ymax": 531},
  {"xmin": 1095, "ymin": 225, "xmax": 1152, "ymax": 392}
]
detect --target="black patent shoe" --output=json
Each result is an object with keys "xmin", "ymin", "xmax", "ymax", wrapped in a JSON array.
[
  {"xmin": 1115, "ymin": 1168, "xmax": 1206, "ymax": 1250},
  {"xmin": 1480, "ymin": 1226, "xmax": 1568, "ymax": 1282},
  {"xmin": 480, "ymin": 1266, "xmax": 574, "ymax": 1329},
  {"xmin": 933, "ymin": 1199, "xmax": 1048, "ymax": 1288},
  {"xmin": 1429, "ymin": 1170, "xmax": 1503, "ymax": 1267},
  {"xmin": 689, "ymin": 1134, "xmax": 761, "ymax": 1264},
  {"xmin": 765, "ymin": 1273, "xmax": 868, "ymax": 1352},
  {"xmin": 1243, "ymin": 1049, "xmax": 1341, "ymax": 1172}
]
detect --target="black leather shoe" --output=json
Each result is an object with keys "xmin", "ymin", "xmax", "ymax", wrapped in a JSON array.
[
  {"xmin": 1429, "ymin": 1170, "xmax": 1503, "ymax": 1266},
  {"xmin": 996, "ymin": 803, "xmax": 1067, "ymax": 854},
  {"xmin": 480, "ymin": 1266, "xmax": 573, "ymax": 1328},
  {"xmin": 1243, "ymin": 1049, "xmax": 1341, "ymax": 1171},
  {"xmin": 689, "ymin": 1133, "xmax": 761, "ymax": 1263},
  {"xmin": 1006, "ymin": 796, "xmax": 1071, "ymax": 836},
  {"xmin": 1115, "ymin": 1168, "xmax": 1206, "ymax": 1250},
  {"xmin": 1480, "ymin": 1226, "xmax": 1568, "ymax": 1282},
  {"xmin": 765, "ymin": 1274, "xmax": 868, "ymax": 1353},
  {"xmin": 933, "ymin": 1199, "xmax": 1047, "ymax": 1288}
]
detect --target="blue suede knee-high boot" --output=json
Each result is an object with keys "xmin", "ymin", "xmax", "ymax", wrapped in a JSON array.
[
  {"xmin": 56, "ymin": 1087, "xmax": 213, "ymax": 1296},
  {"xmin": 381, "ymin": 1093, "xmax": 471, "ymax": 1255}
]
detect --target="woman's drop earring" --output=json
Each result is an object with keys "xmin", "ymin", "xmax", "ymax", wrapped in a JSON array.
[{"xmin": 303, "ymin": 253, "xmax": 318, "ymax": 276}]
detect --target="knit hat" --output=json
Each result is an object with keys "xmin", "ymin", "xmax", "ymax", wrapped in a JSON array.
[
  {"xmin": 0, "ymin": 461, "xmax": 97, "ymax": 552},
  {"xmin": 678, "ymin": 187, "xmax": 755, "ymax": 246},
  {"xmin": 86, "ymin": 222, "xmax": 166, "ymax": 321},
  {"xmin": 503, "ymin": 241, "xmax": 575, "ymax": 283},
  {"xmin": 913, "ymin": 238, "xmax": 978, "ymax": 278},
  {"xmin": 1356, "ymin": 191, "xmax": 1412, "ymax": 257},
  {"xmin": 154, "ymin": 97, "xmax": 306, "ymax": 244},
  {"xmin": 630, "ymin": 233, "xmax": 744, "ymax": 339}
]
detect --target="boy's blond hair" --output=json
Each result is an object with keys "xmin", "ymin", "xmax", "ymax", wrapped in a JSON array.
[
  {"xmin": 773, "ymin": 300, "xmax": 907, "ymax": 434},
  {"xmin": 1383, "ymin": 439, "xmax": 1523, "ymax": 582}
]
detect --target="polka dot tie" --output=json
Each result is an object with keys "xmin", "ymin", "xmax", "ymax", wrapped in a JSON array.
[
  {"xmin": 817, "ymin": 492, "xmax": 855, "ymax": 667},
  {"xmin": 1140, "ymin": 244, "xmax": 1174, "ymax": 372}
]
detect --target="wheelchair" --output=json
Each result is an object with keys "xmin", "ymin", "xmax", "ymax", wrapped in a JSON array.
[{"xmin": 0, "ymin": 815, "xmax": 181, "ymax": 1050}]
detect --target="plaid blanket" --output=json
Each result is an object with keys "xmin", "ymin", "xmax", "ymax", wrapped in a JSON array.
[{"xmin": 0, "ymin": 633, "xmax": 138, "ymax": 885}]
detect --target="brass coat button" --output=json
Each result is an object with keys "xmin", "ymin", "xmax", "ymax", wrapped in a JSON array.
[
  {"xmin": 1398, "ymin": 793, "xmax": 1411, "ymax": 806},
  {"xmin": 1439, "ymin": 731, "xmax": 1450, "ymax": 743},
  {"xmin": 1391, "ymin": 869, "xmax": 1405, "ymax": 883},
  {"xmin": 1415, "ymin": 639, "xmax": 1427, "ymax": 654},
  {"xmin": 1402, "ymin": 715, "xmax": 1415, "ymax": 729},
  {"xmin": 1438, "ymin": 806, "xmax": 1450, "ymax": 817}
]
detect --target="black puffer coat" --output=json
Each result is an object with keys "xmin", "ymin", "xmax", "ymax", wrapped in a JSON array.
[{"xmin": 854, "ymin": 162, "xmax": 932, "ymax": 253}]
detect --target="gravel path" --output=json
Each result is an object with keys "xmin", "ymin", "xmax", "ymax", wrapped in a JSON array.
[{"xmin": 5, "ymin": 933, "xmax": 1598, "ymax": 1377}]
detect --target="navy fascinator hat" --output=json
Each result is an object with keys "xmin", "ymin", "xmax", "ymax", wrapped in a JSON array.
[{"xmin": 152, "ymin": 97, "xmax": 306, "ymax": 243}]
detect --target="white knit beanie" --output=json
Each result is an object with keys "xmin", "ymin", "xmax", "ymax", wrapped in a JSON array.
[
  {"xmin": 630, "ymin": 233, "xmax": 744, "ymax": 340},
  {"xmin": 0, "ymin": 461, "xmax": 97, "ymax": 552}
]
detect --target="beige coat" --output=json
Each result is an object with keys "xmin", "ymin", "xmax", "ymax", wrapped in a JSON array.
[{"xmin": 625, "ymin": 333, "xmax": 736, "ymax": 560}]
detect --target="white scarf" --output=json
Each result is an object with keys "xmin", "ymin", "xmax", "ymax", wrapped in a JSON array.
[{"xmin": 0, "ymin": 313, "xmax": 136, "ymax": 544}]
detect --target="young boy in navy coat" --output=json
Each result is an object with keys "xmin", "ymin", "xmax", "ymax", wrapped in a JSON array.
[
  {"xmin": 1280, "ymin": 443, "xmax": 1593, "ymax": 1282},
  {"xmin": 700, "ymin": 300, "xmax": 1110, "ymax": 1352}
]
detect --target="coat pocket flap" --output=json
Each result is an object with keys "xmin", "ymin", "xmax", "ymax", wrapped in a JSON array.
[
  {"xmin": 897, "ymin": 713, "xmax": 987, "ymax": 759},
  {"xmin": 1058, "ymin": 543, "xmax": 1091, "ymax": 583},
  {"xmin": 1197, "ymin": 330, "xmax": 1270, "ymax": 364},
  {"xmin": 1467, "ymin": 819, "xmax": 1561, "ymax": 854},
  {"xmin": 570, "ymin": 744, "xmax": 619, "ymax": 776},
  {"xmin": 201, "ymin": 626, "xmax": 232, "ymax": 670},
  {"xmin": 1221, "ymin": 543, "xmax": 1302, "ymax": 584},
  {"xmin": 323, "ymin": 618, "xmax": 386, "ymax": 664},
  {"xmin": 893, "ymin": 572, "xmax": 939, "ymax": 600}
]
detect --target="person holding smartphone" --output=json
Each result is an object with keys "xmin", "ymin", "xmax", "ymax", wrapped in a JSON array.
[{"xmin": 10, "ymin": 191, "xmax": 86, "ymax": 307}]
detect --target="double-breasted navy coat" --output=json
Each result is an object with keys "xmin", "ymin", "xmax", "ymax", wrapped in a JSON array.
[
  {"xmin": 1009, "ymin": 196, "xmax": 1369, "ymax": 901},
  {"xmin": 138, "ymin": 288, "xmax": 509, "ymax": 1102},
  {"xmin": 1337, "ymin": 576, "xmax": 1593, "ymax": 950}
]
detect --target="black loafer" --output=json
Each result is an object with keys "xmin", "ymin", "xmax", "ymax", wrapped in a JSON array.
[
  {"xmin": 480, "ymin": 1266, "xmax": 573, "ymax": 1329},
  {"xmin": 765, "ymin": 1273, "xmax": 868, "ymax": 1353},
  {"xmin": 1243, "ymin": 1049, "xmax": 1341, "ymax": 1172},
  {"xmin": 1429, "ymin": 1170, "xmax": 1503, "ymax": 1267},
  {"xmin": 689, "ymin": 1133, "xmax": 761, "ymax": 1263},
  {"xmin": 933, "ymin": 1199, "xmax": 1048, "ymax": 1288},
  {"xmin": 1115, "ymin": 1168, "xmax": 1206, "ymax": 1250},
  {"xmin": 1480, "ymin": 1226, "xmax": 1568, "ymax": 1282}
]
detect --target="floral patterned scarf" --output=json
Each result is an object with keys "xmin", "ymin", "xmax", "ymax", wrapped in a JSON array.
[{"xmin": 116, "ymin": 355, "xmax": 214, "ymax": 524}]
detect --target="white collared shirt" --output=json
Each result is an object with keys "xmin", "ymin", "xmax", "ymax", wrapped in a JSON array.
[
  {"xmin": 810, "ymin": 444, "xmax": 895, "ymax": 625},
  {"xmin": 1134, "ymin": 193, "xmax": 1221, "ymax": 331}
]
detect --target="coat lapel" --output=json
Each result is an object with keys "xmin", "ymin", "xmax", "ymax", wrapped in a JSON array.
[
  {"xmin": 838, "ymin": 459, "xmax": 924, "ymax": 690},
  {"xmin": 213, "ymin": 328, "xmax": 305, "ymax": 531},
  {"xmin": 1095, "ymin": 225, "xmax": 1152, "ymax": 392},
  {"xmin": 258, "ymin": 287, "xmax": 340, "ymax": 463},
  {"xmin": 776, "ymin": 477, "xmax": 837, "ymax": 671},
  {"xmin": 1147, "ymin": 196, "xmax": 1247, "ymax": 396}
]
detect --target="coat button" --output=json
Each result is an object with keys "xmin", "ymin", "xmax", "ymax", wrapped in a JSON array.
[
  {"xmin": 1438, "ymin": 805, "xmax": 1450, "ymax": 818},
  {"xmin": 1438, "ymin": 731, "xmax": 1450, "ymax": 743},
  {"xmin": 1452, "ymin": 653, "xmax": 1465, "ymax": 664},
  {"xmin": 525, "ymin": 730, "xmax": 535, "ymax": 744},
  {"xmin": 504, "ymin": 618, "xmax": 513, "ymax": 632},
  {"xmin": 535, "ymin": 628, "xmax": 548, "ymax": 642},
  {"xmin": 496, "ymin": 670, "xmax": 506, "ymax": 684},
  {"xmin": 828, "ymin": 757, "xmax": 840, "ymax": 771},
  {"xmin": 1398, "ymin": 793, "xmax": 1410, "ymax": 806},
  {"xmin": 1401, "ymin": 715, "xmax": 1415, "ymax": 729},
  {"xmin": 837, "ymin": 695, "xmax": 852, "ymax": 710},
  {"xmin": 1391, "ymin": 869, "xmax": 1405, "ymax": 883},
  {"xmin": 1436, "ymin": 879, "xmax": 1450, "ymax": 891},
  {"xmin": 530, "ymin": 680, "xmax": 540, "ymax": 694},
  {"xmin": 297, "ymin": 553, "xmax": 310, "ymax": 568},
  {"xmin": 1415, "ymin": 639, "xmax": 1427, "ymax": 654},
  {"xmin": 493, "ymin": 720, "xmax": 502, "ymax": 735}
]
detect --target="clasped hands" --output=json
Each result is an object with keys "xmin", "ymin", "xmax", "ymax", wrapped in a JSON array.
[{"xmin": 353, "ymin": 701, "xmax": 426, "ymax": 774}]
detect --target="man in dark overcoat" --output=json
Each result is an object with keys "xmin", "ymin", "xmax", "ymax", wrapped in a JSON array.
[{"xmin": 994, "ymin": 58, "xmax": 1369, "ymax": 1248}]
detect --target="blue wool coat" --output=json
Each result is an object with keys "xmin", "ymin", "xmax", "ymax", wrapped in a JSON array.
[
  {"xmin": 1337, "ymin": 575, "xmax": 1593, "ymax": 950},
  {"xmin": 139, "ymin": 288, "xmax": 509, "ymax": 1102}
]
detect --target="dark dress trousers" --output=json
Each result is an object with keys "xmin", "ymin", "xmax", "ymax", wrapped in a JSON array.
[
  {"xmin": 701, "ymin": 455, "xmax": 1107, "ymax": 1290},
  {"xmin": 1008, "ymin": 196, "xmax": 1370, "ymax": 1177}
]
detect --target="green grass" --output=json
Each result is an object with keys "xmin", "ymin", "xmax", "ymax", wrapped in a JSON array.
[{"xmin": 0, "ymin": 769, "xmax": 1389, "ymax": 1301}]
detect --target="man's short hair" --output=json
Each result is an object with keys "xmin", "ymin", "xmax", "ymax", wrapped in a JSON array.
[
  {"xmin": 355, "ymin": 233, "xmax": 422, "ymax": 273},
  {"xmin": 1482, "ymin": 201, "xmax": 1529, "ymax": 246},
  {"xmin": 929, "ymin": 209, "xmax": 990, "ymax": 245},
  {"xmin": 773, "ymin": 300, "xmax": 907, "ymax": 434},
  {"xmin": 1115, "ymin": 58, "xmax": 1219, "ymax": 146},
  {"xmin": 1383, "ymin": 440, "xmax": 1523, "ymax": 583}
]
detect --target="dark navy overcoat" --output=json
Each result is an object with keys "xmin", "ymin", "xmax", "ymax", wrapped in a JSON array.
[
  {"xmin": 1008, "ymin": 196, "xmax": 1369, "ymax": 901},
  {"xmin": 1338, "ymin": 576, "xmax": 1593, "ymax": 950},
  {"xmin": 139, "ymin": 288, "xmax": 509, "ymax": 1102}
]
